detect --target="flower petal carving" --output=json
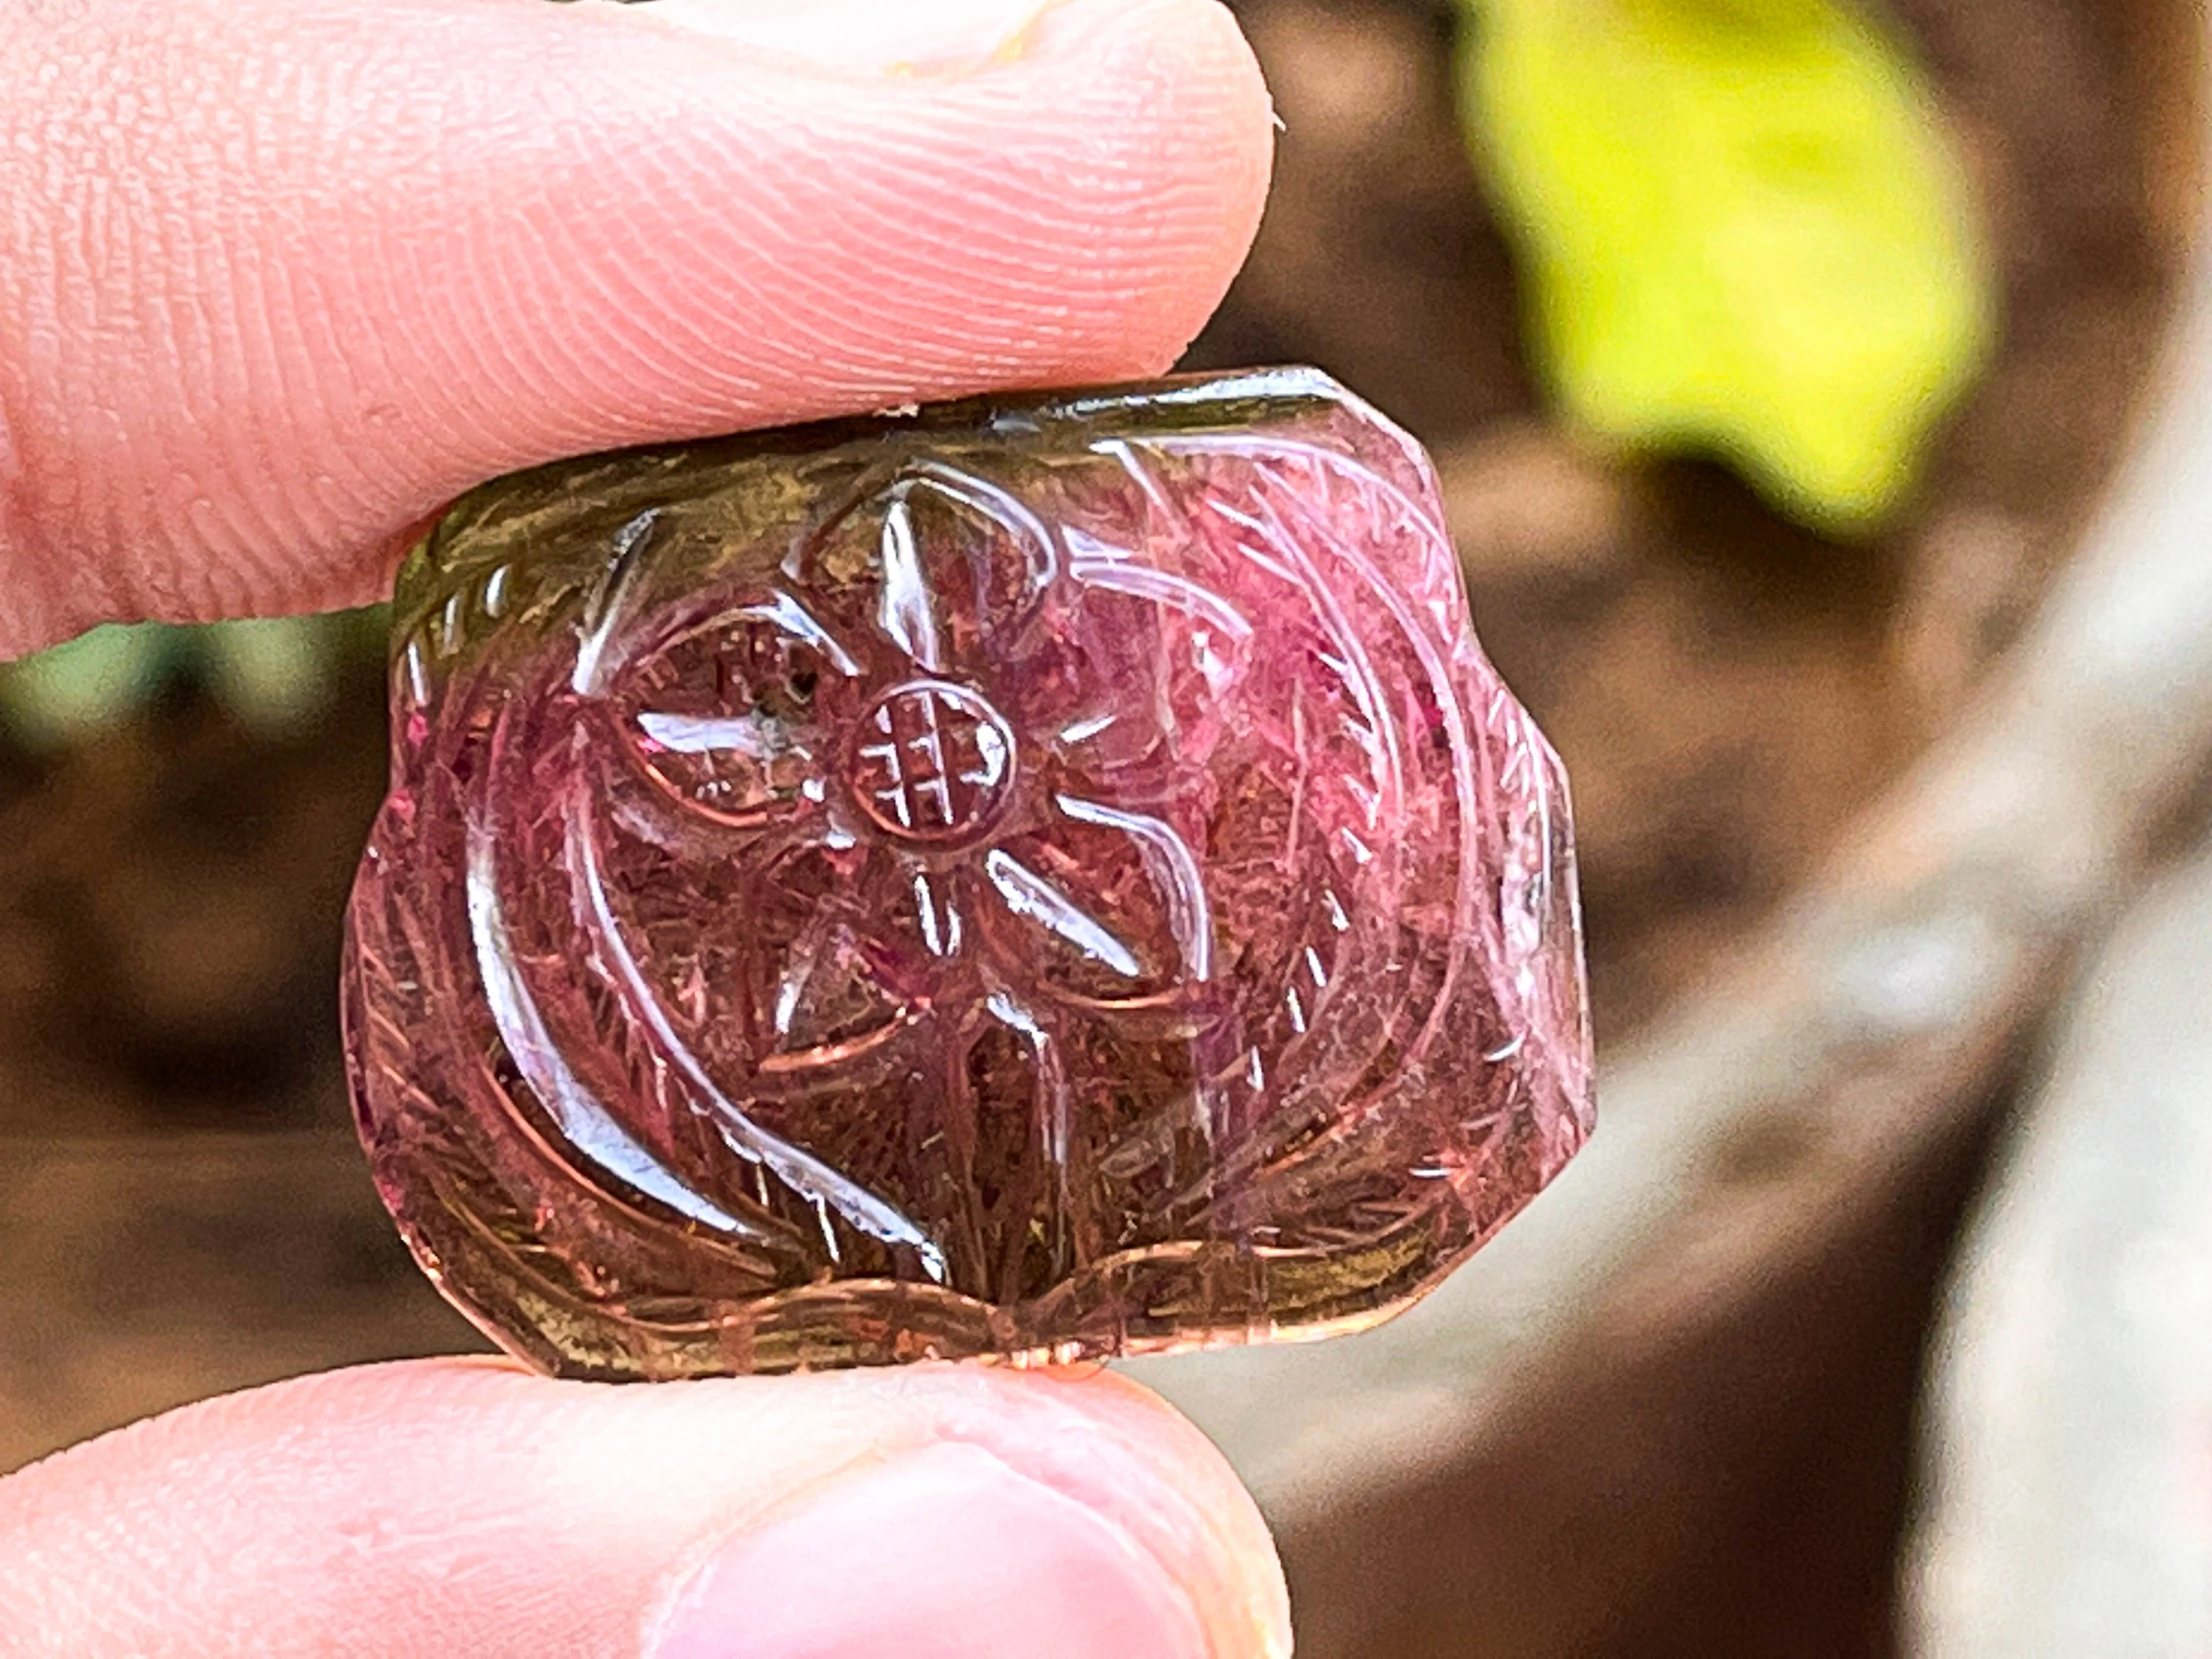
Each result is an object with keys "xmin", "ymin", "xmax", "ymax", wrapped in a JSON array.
[
  {"xmin": 973, "ymin": 794, "xmax": 1217, "ymax": 1013},
  {"xmin": 613, "ymin": 589, "xmax": 864, "ymax": 830},
  {"xmin": 799, "ymin": 464, "xmax": 1063, "ymax": 674},
  {"xmin": 1012, "ymin": 533, "xmax": 1255, "ymax": 804}
]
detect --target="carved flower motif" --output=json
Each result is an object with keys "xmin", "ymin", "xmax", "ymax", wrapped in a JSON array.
[
  {"xmin": 610, "ymin": 462, "xmax": 1257, "ymax": 1080},
  {"xmin": 347, "ymin": 374, "xmax": 1595, "ymax": 1377}
]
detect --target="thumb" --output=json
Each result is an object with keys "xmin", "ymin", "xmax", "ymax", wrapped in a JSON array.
[
  {"xmin": 0, "ymin": 1359, "xmax": 1291, "ymax": 1658},
  {"xmin": 0, "ymin": 0, "xmax": 1273, "ymax": 653}
]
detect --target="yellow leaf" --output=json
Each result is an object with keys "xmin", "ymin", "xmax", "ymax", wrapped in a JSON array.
[{"xmin": 1461, "ymin": 0, "xmax": 1995, "ymax": 533}]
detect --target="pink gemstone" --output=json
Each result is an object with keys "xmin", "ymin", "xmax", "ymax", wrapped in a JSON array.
[{"xmin": 343, "ymin": 369, "xmax": 1593, "ymax": 1378}]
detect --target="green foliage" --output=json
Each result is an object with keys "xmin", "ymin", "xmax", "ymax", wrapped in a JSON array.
[
  {"xmin": 0, "ymin": 624, "xmax": 177, "ymax": 750},
  {"xmin": 1460, "ymin": 0, "xmax": 1996, "ymax": 533},
  {"xmin": 0, "ymin": 610, "xmax": 388, "ymax": 749}
]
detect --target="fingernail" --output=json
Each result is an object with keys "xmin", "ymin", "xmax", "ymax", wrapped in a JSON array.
[
  {"xmin": 647, "ymin": 1442, "xmax": 1211, "ymax": 1659},
  {"xmin": 627, "ymin": 0, "xmax": 1061, "ymax": 76}
]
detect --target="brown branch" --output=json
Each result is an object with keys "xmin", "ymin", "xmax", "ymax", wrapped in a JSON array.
[
  {"xmin": 1132, "ymin": 136, "xmax": 2212, "ymax": 1560},
  {"xmin": 1904, "ymin": 791, "xmax": 2212, "ymax": 1652}
]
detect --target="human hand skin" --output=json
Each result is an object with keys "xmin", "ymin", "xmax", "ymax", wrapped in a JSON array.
[{"xmin": 0, "ymin": 1, "xmax": 1287, "ymax": 1654}]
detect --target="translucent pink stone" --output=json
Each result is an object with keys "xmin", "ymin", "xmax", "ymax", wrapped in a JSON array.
[{"xmin": 343, "ymin": 369, "xmax": 1593, "ymax": 1378}]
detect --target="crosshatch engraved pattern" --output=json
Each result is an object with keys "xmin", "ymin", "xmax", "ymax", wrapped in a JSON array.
[{"xmin": 342, "ymin": 369, "xmax": 1595, "ymax": 1378}]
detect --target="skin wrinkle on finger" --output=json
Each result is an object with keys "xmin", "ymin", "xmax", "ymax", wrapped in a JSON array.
[
  {"xmin": 0, "ymin": 0, "xmax": 1272, "ymax": 655},
  {"xmin": 520, "ymin": 7, "xmax": 1262, "ymax": 391},
  {"xmin": 0, "ymin": 1361, "xmax": 1291, "ymax": 1658},
  {"xmin": 14, "ymin": 7, "xmax": 295, "ymax": 627},
  {"xmin": 428, "ymin": 12, "xmax": 1245, "ymax": 472},
  {"xmin": 0, "ymin": 366, "xmax": 26, "ymax": 628},
  {"xmin": 531, "ymin": 43, "xmax": 1235, "ymax": 402}
]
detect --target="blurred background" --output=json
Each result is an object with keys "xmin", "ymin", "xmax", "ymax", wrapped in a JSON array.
[{"xmin": 2, "ymin": 0, "xmax": 2207, "ymax": 1653}]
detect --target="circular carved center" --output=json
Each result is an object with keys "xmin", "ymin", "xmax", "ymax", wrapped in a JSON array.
[{"xmin": 848, "ymin": 680, "xmax": 1017, "ymax": 844}]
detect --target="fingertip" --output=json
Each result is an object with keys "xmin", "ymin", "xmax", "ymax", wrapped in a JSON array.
[
  {"xmin": 0, "ymin": 0, "xmax": 1277, "ymax": 650},
  {"xmin": 0, "ymin": 1359, "xmax": 1290, "ymax": 1658},
  {"xmin": 1012, "ymin": 0, "xmax": 1278, "ymax": 376}
]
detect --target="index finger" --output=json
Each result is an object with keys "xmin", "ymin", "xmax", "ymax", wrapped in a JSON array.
[{"xmin": 0, "ymin": 0, "xmax": 1274, "ymax": 655}]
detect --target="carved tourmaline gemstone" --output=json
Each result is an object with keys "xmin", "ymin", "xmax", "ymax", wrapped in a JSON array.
[{"xmin": 342, "ymin": 369, "xmax": 1594, "ymax": 1379}]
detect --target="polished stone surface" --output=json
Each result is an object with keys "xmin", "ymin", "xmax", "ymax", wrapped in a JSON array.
[{"xmin": 344, "ymin": 370, "xmax": 1592, "ymax": 1377}]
